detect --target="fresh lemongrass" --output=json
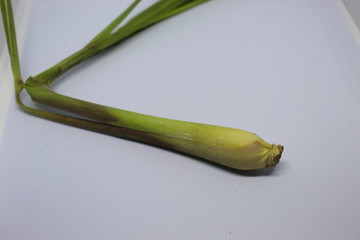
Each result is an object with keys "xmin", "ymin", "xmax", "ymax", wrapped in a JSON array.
[{"xmin": 1, "ymin": 0, "xmax": 283, "ymax": 170}]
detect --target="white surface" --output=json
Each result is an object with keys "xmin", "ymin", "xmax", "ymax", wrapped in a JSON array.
[{"xmin": 1, "ymin": 0, "xmax": 360, "ymax": 239}]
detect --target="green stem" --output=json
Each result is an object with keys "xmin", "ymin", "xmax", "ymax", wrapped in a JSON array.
[
  {"xmin": 32, "ymin": 0, "xmax": 210, "ymax": 85},
  {"xmin": 24, "ymin": 77, "xmax": 283, "ymax": 170},
  {"xmin": 147, "ymin": 0, "xmax": 210, "ymax": 23},
  {"xmin": 1, "ymin": 0, "xmax": 22, "ymax": 90},
  {"xmin": 88, "ymin": 0, "xmax": 141, "ymax": 45},
  {"xmin": 32, "ymin": 44, "xmax": 101, "ymax": 85}
]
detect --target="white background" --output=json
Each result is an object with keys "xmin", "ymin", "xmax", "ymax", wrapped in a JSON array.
[{"xmin": 1, "ymin": 0, "xmax": 360, "ymax": 239}]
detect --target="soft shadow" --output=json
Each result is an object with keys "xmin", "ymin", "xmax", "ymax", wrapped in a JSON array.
[
  {"xmin": 173, "ymin": 151, "xmax": 288, "ymax": 177},
  {"xmin": 110, "ymin": 137, "xmax": 288, "ymax": 177}
]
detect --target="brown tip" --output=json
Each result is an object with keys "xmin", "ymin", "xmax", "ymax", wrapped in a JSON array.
[{"xmin": 267, "ymin": 144, "xmax": 284, "ymax": 168}]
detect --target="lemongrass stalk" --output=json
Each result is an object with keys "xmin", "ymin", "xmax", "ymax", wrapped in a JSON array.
[
  {"xmin": 25, "ymin": 78, "xmax": 283, "ymax": 170},
  {"xmin": 1, "ymin": 0, "xmax": 22, "ymax": 95},
  {"xmin": 2, "ymin": 0, "xmax": 284, "ymax": 170},
  {"xmin": 88, "ymin": 0, "xmax": 141, "ymax": 45}
]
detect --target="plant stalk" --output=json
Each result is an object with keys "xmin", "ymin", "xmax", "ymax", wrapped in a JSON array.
[{"xmin": 2, "ymin": 0, "xmax": 284, "ymax": 170}]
